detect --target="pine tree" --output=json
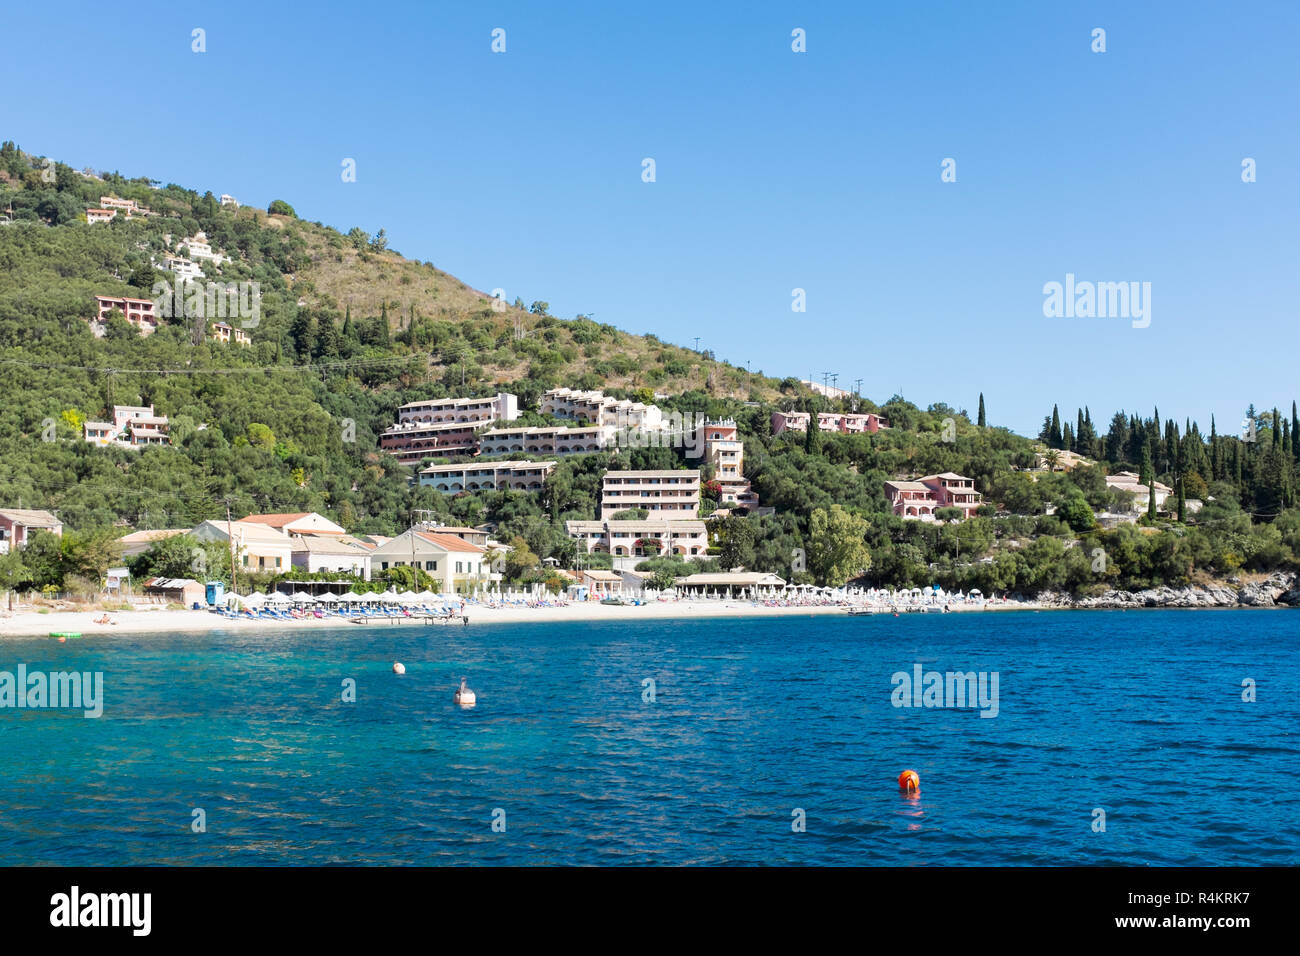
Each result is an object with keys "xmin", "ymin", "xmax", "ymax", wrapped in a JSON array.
[{"xmin": 977, "ymin": 393, "xmax": 986, "ymax": 429}]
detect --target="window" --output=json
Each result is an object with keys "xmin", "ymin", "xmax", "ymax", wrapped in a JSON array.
[
  {"xmin": 425, "ymin": 560, "xmax": 437, "ymax": 571},
  {"xmin": 456, "ymin": 561, "xmax": 463, "ymax": 574},
  {"xmin": 381, "ymin": 562, "xmax": 389, "ymax": 570},
  {"xmin": 275, "ymin": 558, "xmax": 282, "ymax": 568}
]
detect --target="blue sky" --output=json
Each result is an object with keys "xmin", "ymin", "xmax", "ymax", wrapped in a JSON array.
[{"xmin": 4, "ymin": 0, "xmax": 1298, "ymax": 436}]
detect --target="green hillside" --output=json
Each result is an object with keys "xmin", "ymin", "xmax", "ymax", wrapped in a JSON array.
[{"xmin": 3, "ymin": 140, "xmax": 1300, "ymax": 600}]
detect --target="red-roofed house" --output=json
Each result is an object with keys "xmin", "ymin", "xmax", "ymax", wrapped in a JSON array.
[
  {"xmin": 236, "ymin": 512, "xmax": 346, "ymax": 537},
  {"xmin": 366, "ymin": 528, "xmax": 494, "ymax": 593}
]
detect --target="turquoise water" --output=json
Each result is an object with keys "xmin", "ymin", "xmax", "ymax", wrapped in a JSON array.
[{"xmin": 1, "ymin": 609, "xmax": 1296, "ymax": 865}]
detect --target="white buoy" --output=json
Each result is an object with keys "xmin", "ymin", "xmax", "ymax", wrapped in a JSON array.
[
  {"xmin": 454, "ymin": 677, "xmax": 476, "ymax": 707},
  {"xmin": 392, "ymin": 662, "xmax": 406, "ymax": 675}
]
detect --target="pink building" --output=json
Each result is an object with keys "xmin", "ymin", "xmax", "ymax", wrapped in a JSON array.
[
  {"xmin": 93, "ymin": 295, "xmax": 158, "ymax": 335},
  {"xmin": 0, "ymin": 509, "xmax": 62, "ymax": 554},
  {"xmin": 772, "ymin": 410, "xmax": 888, "ymax": 436},
  {"xmin": 884, "ymin": 472, "xmax": 982, "ymax": 520}
]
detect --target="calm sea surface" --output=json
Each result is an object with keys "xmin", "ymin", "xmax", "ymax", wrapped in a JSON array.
[{"xmin": 1, "ymin": 609, "xmax": 1296, "ymax": 865}]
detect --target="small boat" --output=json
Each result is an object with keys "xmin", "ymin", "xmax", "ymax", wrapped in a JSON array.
[
  {"xmin": 50, "ymin": 632, "xmax": 82, "ymax": 639},
  {"xmin": 600, "ymin": 598, "xmax": 626, "ymax": 606},
  {"xmin": 847, "ymin": 607, "xmax": 878, "ymax": 616},
  {"xmin": 454, "ymin": 677, "xmax": 476, "ymax": 707}
]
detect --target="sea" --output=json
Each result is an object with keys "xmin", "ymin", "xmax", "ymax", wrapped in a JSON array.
[{"xmin": 1, "ymin": 609, "xmax": 1296, "ymax": 865}]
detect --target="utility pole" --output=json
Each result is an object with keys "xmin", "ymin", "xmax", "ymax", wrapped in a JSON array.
[
  {"xmin": 225, "ymin": 500, "xmax": 238, "ymax": 595},
  {"xmin": 853, "ymin": 378, "xmax": 863, "ymax": 396},
  {"xmin": 693, "ymin": 337, "xmax": 701, "ymax": 352}
]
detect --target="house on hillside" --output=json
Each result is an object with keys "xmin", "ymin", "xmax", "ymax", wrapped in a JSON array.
[
  {"xmin": 0, "ymin": 509, "xmax": 62, "ymax": 554},
  {"xmin": 885, "ymin": 473, "xmax": 983, "ymax": 521}
]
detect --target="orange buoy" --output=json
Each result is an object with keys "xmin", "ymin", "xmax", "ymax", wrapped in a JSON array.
[{"xmin": 898, "ymin": 769, "xmax": 919, "ymax": 792}]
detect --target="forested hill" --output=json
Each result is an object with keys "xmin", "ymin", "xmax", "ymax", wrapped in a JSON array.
[
  {"xmin": 0, "ymin": 141, "xmax": 787, "ymax": 532},
  {"xmin": 4, "ymin": 141, "xmax": 1300, "ymax": 602}
]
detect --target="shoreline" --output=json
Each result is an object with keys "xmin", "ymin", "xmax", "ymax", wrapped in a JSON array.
[
  {"xmin": 0, "ymin": 595, "xmax": 1292, "ymax": 639},
  {"xmin": 0, "ymin": 598, "xmax": 1025, "ymax": 638}
]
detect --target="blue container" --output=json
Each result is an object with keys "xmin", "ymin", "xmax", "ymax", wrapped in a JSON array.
[{"xmin": 205, "ymin": 581, "xmax": 225, "ymax": 606}]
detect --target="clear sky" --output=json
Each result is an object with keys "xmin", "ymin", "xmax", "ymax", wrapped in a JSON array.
[{"xmin": 4, "ymin": 0, "xmax": 1297, "ymax": 436}]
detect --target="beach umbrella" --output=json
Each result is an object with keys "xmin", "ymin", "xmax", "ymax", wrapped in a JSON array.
[
  {"xmin": 340, "ymin": 591, "xmax": 364, "ymax": 602},
  {"xmin": 396, "ymin": 590, "xmax": 419, "ymax": 605},
  {"xmin": 266, "ymin": 591, "xmax": 291, "ymax": 605},
  {"xmin": 416, "ymin": 590, "xmax": 437, "ymax": 602},
  {"xmin": 359, "ymin": 591, "xmax": 383, "ymax": 602},
  {"xmin": 291, "ymin": 591, "xmax": 316, "ymax": 603},
  {"xmin": 379, "ymin": 590, "xmax": 400, "ymax": 604},
  {"xmin": 241, "ymin": 592, "xmax": 266, "ymax": 608}
]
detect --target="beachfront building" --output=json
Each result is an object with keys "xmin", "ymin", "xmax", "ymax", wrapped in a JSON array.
[
  {"xmin": 566, "ymin": 519, "xmax": 709, "ymax": 569},
  {"xmin": 578, "ymin": 569, "xmax": 623, "ymax": 598},
  {"xmin": 772, "ymin": 410, "xmax": 889, "ymax": 436},
  {"xmin": 142, "ymin": 577, "xmax": 204, "ymax": 605},
  {"xmin": 0, "ymin": 509, "xmax": 62, "ymax": 554},
  {"xmin": 289, "ymin": 535, "xmax": 372, "ymax": 580},
  {"xmin": 541, "ymin": 387, "xmax": 665, "ymax": 431},
  {"xmin": 477, "ymin": 424, "xmax": 614, "ymax": 458},
  {"xmin": 91, "ymin": 294, "xmax": 158, "ymax": 336},
  {"xmin": 417, "ymin": 459, "xmax": 556, "ymax": 494},
  {"xmin": 116, "ymin": 528, "xmax": 189, "ymax": 559},
  {"xmin": 601, "ymin": 470, "xmax": 700, "ymax": 519},
  {"xmin": 690, "ymin": 419, "xmax": 759, "ymax": 510},
  {"xmin": 381, "ymin": 392, "xmax": 520, "ymax": 467},
  {"xmin": 884, "ymin": 472, "xmax": 983, "ymax": 521},
  {"xmin": 191, "ymin": 520, "xmax": 294, "ymax": 574},
  {"xmin": 674, "ymin": 571, "xmax": 788, "ymax": 597},
  {"xmin": 83, "ymin": 404, "xmax": 172, "ymax": 449},
  {"xmin": 367, "ymin": 528, "xmax": 492, "ymax": 593},
  {"xmin": 210, "ymin": 321, "xmax": 250, "ymax": 345}
]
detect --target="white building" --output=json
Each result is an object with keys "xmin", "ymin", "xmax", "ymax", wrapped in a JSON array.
[
  {"xmin": 367, "ymin": 528, "xmax": 493, "ymax": 593},
  {"xmin": 566, "ymin": 519, "xmax": 709, "ymax": 570},
  {"xmin": 541, "ymin": 387, "xmax": 664, "ymax": 430},
  {"xmin": 418, "ymin": 460, "xmax": 555, "ymax": 494},
  {"xmin": 601, "ymin": 470, "xmax": 700, "ymax": 520},
  {"xmin": 478, "ymin": 424, "xmax": 613, "ymax": 458}
]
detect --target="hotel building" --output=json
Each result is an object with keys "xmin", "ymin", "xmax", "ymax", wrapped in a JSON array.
[
  {"xmin": 381, "ymin": 392, "xmax": 520, "ymax": 467},
  {"xmin": 418, "ymin": 459, "xmax": 556, "ymax": 494},
  {"xmin": 771, "ymin": 410, "xmax": 889, "ymax": 436},
  {"xmin": 601, "ymin": 470, "xmax": 700, "ymax": 519}
]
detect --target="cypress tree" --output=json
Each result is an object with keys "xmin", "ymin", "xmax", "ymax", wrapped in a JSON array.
[
  {"xmin": 977, "ymin": 393, "xmax": 986, "ymax": 429},
  {"xmin": 804, "ymin": 409, "xmax": 822, "ymax": 455},
  {"xmin": 1148, "ymin": 480, "xmax": 1157, "ymax": 521},
  {"xmin": 1176, "ymin": 478, "xmax": 1186, "ymax": 522},
  {"xmin": 1210, "ymin": 416, "xmax": 1219, "ymax": 479},
  {"xmin": 1050, "ymin": 405, "xmax": 1062, "ymax": 449},
  {"xmin": 1292, "ymin": 401, "xmax": 1299, "ymax": 463},
  {"xmin": 1273, "ymin": 408, "xmax": 1281, "ymax": 448}
]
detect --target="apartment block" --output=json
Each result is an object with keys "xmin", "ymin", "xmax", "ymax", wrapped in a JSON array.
[
  {"xmin": 601, "ymin": 470, "xmax": 700, "ymax": 519},
  {"xmin": 418, "ymin": 459, "xmax": 556, "ymax": 494}
]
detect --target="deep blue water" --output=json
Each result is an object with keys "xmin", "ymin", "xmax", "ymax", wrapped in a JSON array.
[{"xmin": 1, "ymin": 609, "xmax": 1296, "ymax": 865}]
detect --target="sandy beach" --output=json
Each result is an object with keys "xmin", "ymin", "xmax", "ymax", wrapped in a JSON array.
[{"xmin": 0, "ymin": 597, "xmax": 1027, "ymax": 638}]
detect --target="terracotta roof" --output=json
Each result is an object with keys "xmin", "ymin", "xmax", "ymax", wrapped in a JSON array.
[
  {"xmin": 414, "ymin": 531, "xmax": 485, "ymax": 553},
  {"xmin": 236, "ymin": 512, "xmax": 311, "ymax": 527}
]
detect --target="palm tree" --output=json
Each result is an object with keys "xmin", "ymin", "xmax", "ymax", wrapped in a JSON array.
[{"xmin": 1042, "ymin": 449, "xmax": 1062, "ymax": 472}]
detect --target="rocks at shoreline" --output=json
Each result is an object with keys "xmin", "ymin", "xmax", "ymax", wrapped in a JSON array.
[{"xmin": 1040, "ymin": 571, "xmax": 1299, "ymax": 609}]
